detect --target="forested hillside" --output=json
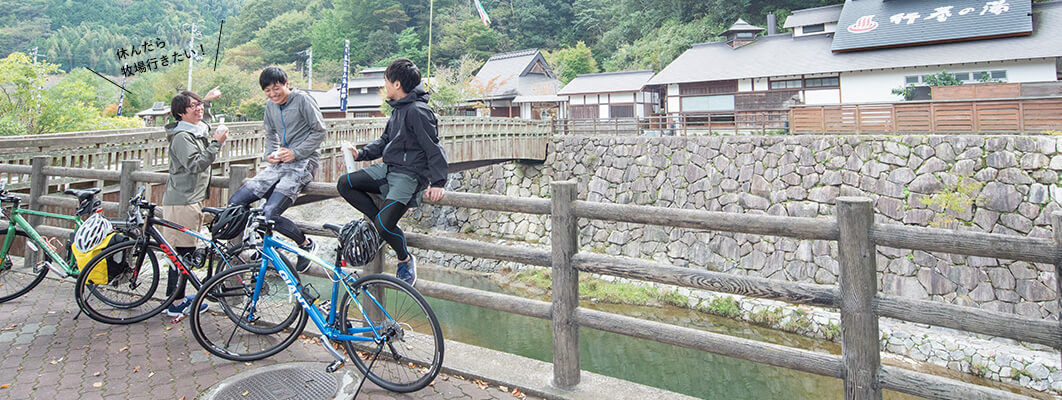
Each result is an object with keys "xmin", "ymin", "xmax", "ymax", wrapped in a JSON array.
[{"xmin": 1, "ymin": 0, "xmax": 852, "ymax": 135}]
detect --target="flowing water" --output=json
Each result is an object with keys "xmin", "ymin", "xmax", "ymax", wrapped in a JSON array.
[{"xmin": 303, "ymin": 267, "xmax": 1032, "ymax": 399}]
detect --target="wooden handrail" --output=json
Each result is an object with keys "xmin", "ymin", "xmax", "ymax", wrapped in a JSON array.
[{"xmin": 11, "ymin": 160, "xmax": 1051, "ymax": 400}]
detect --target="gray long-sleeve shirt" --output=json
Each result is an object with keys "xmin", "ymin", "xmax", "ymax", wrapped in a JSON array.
[{"xmin": 262, "ymin": 89, "xmax": 327, "ymax": 168}]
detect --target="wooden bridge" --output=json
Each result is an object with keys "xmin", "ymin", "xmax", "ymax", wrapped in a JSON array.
[
  {"xmin": 0, "ymin": 116, "xmax": 551, "ymax": 194},
  {"xmin": 0, "ymin": 159, "xmax": 1056, "ymax": 400}
]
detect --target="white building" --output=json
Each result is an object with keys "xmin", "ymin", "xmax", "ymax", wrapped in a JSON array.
[
  {"xmin": 558, "ymin": 70, "xmax": 659, "ymax": 119},
  {"xmin": 647, "ymin": 0, "xmax": 1061, "ymax": 120}
]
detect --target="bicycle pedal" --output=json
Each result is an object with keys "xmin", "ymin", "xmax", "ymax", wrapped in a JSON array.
[{"xmin": 325, "ymin": 360, "xmax": 344, "ymax": 373}]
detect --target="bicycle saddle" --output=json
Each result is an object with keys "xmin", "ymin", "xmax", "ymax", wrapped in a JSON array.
[
  {"xmin": 202, "ymin": 207, "xmax": 224, "ymax": 215},
  {"xmin": 63, "ymin": 188, "xmax": 101, "ymax": 201},
  {"xmin": 323, "ymin": 223, "xmax": 344, "ymax": 236}
]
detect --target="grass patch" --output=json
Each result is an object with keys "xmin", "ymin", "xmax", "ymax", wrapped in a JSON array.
[
  {"xmin": 701, "ymin": 296, "xmax": 741, "ymax": 319},
  {"xmin": 823, "ymin": 322, "xmax": 841, "ymax": 341}
]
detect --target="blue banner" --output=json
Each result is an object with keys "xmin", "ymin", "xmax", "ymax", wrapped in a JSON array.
[{"xmin": 340, "ymin": 40, "xmax": 349, "ymax": 113}]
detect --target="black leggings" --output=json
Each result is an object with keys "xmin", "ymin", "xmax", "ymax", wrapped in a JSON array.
[
  {"xmin": 166, "ymin": 247, "xmax": 195, "ymax": 300},
  {"xmin": 228, "ymin": 185, "xmax": 306, "ymax": 244},
  {"xmin": 336, "ymin": 170, "xmax": 410, "ymax": 260}
]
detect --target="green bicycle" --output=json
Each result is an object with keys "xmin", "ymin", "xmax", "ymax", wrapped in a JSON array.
[{"xmin": 0, "ymin": 183, "xmax": 133, "ymax": 303}]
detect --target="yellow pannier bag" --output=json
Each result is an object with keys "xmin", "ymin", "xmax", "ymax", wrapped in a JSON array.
[{"xmin": 72, "ymin": 232, "xmax": 129, "ymax": 285}]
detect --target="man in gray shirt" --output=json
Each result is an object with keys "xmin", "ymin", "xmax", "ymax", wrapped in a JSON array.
[{"xmin": 228, "ymin": 67, "xmax": 326, "ymax": 272}]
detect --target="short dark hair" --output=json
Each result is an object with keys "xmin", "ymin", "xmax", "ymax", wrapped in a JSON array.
[
  {"xmin": 171, "ymin": 90, "xmax": 202, "ymax": 120},
  {"xmin": 385, "ymin": 58, "xmax": 421, "ymax": 93},
  {"xmin": 259, "ymin": 67, "xmax": 288, "ymax": 90}
]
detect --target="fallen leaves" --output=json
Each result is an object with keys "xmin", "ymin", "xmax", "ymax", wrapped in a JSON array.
[
  {"xmin": 118, "ymin": 346, "xmax": 129, "ymax": 353},
  {"xmin": 91, "ymin": 382, "xmax": 102, "ymax": 388},
  {"xmin": 0, "ymin": 384, "xmax": 9, "ymax": 389},
  {"xmin": 241, "ymin": 390, "xmax": 249, "ymax": 396},
  {"xmin": 474, "ymin": 379, "xmax": 489, "ymax": 390},
  {"xmin": 133, "ymin": 366, "xmax": 140, "ymax": 373},
  {"xmin": 510, "ymin": 387, "xmax": 526, "ymax": 398}
]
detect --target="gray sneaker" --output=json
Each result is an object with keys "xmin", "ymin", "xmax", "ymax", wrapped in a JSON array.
[
  {"xmin": 396, "ymin": 254, "xmax": 417, "ymax": 287},
  {"xmin": 295, "ymin": 238, "xmax": 317, "ymax": 273}
]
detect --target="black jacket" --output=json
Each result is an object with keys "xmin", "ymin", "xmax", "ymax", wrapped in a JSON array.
[{"xmin": 356, "ymin": 85, "xmax": 449, "ymax": 188}]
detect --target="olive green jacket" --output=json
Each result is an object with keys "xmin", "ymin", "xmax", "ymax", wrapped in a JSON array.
[{"xmin": 163, "ymin": 121, "xmax": 221, "ymax": 205}]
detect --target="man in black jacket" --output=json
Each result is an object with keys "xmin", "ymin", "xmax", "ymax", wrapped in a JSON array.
[{"xmin": 337, "ymin": 58, "xmax": 448, "ymax": 286}]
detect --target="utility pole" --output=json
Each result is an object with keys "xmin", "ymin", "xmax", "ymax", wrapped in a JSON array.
[
  {"xmin": 183, "ymin": 23, "xmax": 204, "ymax": 91},
  {"xmin": 28, "ymin": 47, "xmax": 38, "ymax": 63}
]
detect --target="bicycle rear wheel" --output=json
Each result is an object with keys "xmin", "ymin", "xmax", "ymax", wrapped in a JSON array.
[
  {"xmin": 189, "ymin": 263, "xmax": 307, "ymax": 361},
  {"xmin": 74, "ymin": 241, "xmax": 166, "ymax": 325},
  {"xmin": 339, "ymin": 274, "xmax": 443, "ymax": 393},
  {"xmin": 0, "ymin": 230, "xmax": 49, "ymax": 303}
]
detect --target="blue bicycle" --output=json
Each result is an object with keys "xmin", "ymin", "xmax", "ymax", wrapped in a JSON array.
[{"xmin": 188, "ymin": 216, "xmax": 444, "ymax": 393}]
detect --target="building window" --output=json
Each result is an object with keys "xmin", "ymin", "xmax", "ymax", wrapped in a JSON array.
[
  {"xmin": 905, "ymin": 70, "xmax": 1008, "ymax": 85},
  {"xmin": 354, "ymin": 112, "xmax": 373, "ymax": 118},
  {"xmin": 769, "ymin": 79, "xmax": 802, "ymax": 90},
  {"xmin": 609, "ymin": 104, "xmax": 635, "ymax": 118},
  {"xmin": 682, "ymin": 95, "xmax": 735, "ymax": 112},
  {"xmin": 803, "ymin": 24, "xmax": 825, "ymax": 34},
  {"xmin": 361, "ymin": 88, "xmax": 368, "ymax": 94},
  {"xmin": 736, "ymin": 32, "xmax": 755, "ymax": 39},
  {"xmin": 805, "ymin": 77, "xmax": 839, "ymax": 88}
]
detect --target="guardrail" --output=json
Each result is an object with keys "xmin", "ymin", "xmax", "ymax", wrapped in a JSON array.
[
  {"xmin": 551, "ymin": 112, "xmax": 789, "ymax": 136},
  {"xmin": 3, "ymin": 156, "xmax": 1057, "ymax": 400}
]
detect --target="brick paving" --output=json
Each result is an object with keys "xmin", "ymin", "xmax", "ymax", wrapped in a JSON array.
[{"xmin": 0, "ymin": 274, "xmax": 543, "ymax": 400}]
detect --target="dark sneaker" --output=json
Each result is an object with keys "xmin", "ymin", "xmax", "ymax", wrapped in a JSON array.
[
  {"xmin": 295, "ymin": 238, "xmax": 317, "ymax": 273},
  {"xmin": 166, "ymin": 296, "xmax": 208, "ymax": 317},
  {"xmin": 396, "ymin": 254, "xmax": 417, "ymax": 287}
]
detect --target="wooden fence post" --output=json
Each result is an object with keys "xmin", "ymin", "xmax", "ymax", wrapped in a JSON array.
[
  {"xmin": 1052, "ymin": 212, "xmax": 1062, "ymax": 367},
  {"xmin": 550, "ymin": 180, "xmax": 580, "ymax": 389},
  {"xmin": 837, "ymin": 197, "xmax": 882, "ymax": 400},
  {"xmin": 119, "ymin": 160, "xmax": 140, "ymax": 218},
  {"xmin": 228, "ymin": 165, "xmax": 249, "ymax": 201},
  {"xmin": 27, "ymin": 156, "xmax": 50, "ymax": 267}
]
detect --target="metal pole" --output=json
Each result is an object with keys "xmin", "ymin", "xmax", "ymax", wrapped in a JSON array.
[{"xmin": 185, "ymin": 23, "xmax": 200, "ymax": 91}]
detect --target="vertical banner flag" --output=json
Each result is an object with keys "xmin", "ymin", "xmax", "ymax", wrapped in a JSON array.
[
  {"xmin": 474, "ymin": 0, "xmax": 491, "ymax": 26},
  {"xmin": 340, "ymin": 40, "xmax": 349, "ymax": 112},
  {"xmin": 117, "ymin": 72, "xmax": 127, "ymax": 116}
]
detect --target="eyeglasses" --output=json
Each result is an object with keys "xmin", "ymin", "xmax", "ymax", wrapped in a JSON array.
[{"xmin": 188, "ymin": 102, "xmax": 203, "ymax": 109}]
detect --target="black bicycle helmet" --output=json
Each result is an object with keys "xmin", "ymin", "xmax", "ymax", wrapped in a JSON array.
[
  {"xmin": 340, "ymin": 218, "xmax": 383, "ymax": 266},
  {"xmin": 209, "ymin": 204, "xmax": 250, "ymax": 240},
  {"xmin": 75, "ymin": 197, "xmax": 102, "ymax": 218}
]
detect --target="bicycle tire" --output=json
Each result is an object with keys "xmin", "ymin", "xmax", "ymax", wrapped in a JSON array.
[
  {"xmin": 339, "ymin": 274, "xmax": 444, "ymax": 393},
  {"xmin": 209, "ymin": 255, "xmax": 301, "ymax": 335},
  {"xmin": 74, "ymin": 241, "xmax": 167, "ymax": 325},
  {"xmin": 0, "ymin": 230, "xmax": 50, "ymax": 303},
  {"xmin": 189, "ymin": 263, "xmax": 307, "ymax": 361}
]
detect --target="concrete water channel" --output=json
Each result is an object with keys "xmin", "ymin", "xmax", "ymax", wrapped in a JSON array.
[{"xmin": 298, "ymin": 264, "xmax": 1029, "ymax": 399}]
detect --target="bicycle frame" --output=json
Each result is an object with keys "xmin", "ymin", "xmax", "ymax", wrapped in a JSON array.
[
  {"xmin": 135, "ymin": 213, "xmax": 240, "ymax": 288},
  {"xmin": 255, "ymin": 234, "xmax": 390, "ymax": 343},
  {"xmin": 1, "ymin": 206, "xmax": 83, "ymax": 276}
]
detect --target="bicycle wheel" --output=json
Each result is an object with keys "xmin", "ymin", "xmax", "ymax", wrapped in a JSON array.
[
  {"xmin": 339, "ymin": 274, "xmax": 443, "ymax": 393},
  {"xmin": 0, "ymin": 230, "xmax": 49, "ymax": 303},
  {"xmin": 74, "ymin": 241, "xmax": 167, "ymax": 325},
  {"xmin": 189, "ymin": 263, "xmax": 307, "ymax": 361}
]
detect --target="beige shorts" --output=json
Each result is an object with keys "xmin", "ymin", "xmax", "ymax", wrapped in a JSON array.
[{"xmin": 160, "ymin": 202, "xmax": 204, "ymax": 248}]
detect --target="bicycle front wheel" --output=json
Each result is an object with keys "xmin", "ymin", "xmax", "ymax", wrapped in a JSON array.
[
  {"xmin": 189, "ymin": 263, "xmax": 307, "ymax": 361},
  {"xmin": 0, "ymin": 230, "xmax": 50, "ymax": 303},
  {"xmin": 339, "ymin": 274, "xmax": 444, "ymax": 393},
  {"xmin": 74, "ymin": 241, "xmax": 167, "ymax": 325}
]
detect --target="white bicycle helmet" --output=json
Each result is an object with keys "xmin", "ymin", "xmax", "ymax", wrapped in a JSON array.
[{"xmin": 73, "ymin": 213, "xmax": 113, "ymax": 253}]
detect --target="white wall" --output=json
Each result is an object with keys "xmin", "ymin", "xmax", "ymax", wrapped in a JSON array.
[
  {"xmin": 599, "ymin": 104, "xmax": 608, "ymax": 119},
  {"xmin": 569, "ymin": 95, "xmax": 584, "ymax": 105},
  {"xmin": 739, "ymin": 79, "xmax": 753, "ymax": 92},
  {"xmin": 839, "ymin": 59, "xmax": 1057, "ymax": 103},
  {"xmin": 754, "ymin": 78, "xmax": 768, "ymax": 91},
  {"xmin": 520, "ymin": 103, "xmax": 532, "ymax": 119},
  {"xmin": 805, "ymin": 89, "xmax": 841, "ymax": 105}
]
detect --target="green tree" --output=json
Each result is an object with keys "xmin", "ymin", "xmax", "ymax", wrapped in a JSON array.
[
  {"xmin": 549, "ymin": 42, "xmax": 598, "ymax": 85},
  {"xmin": 0, "ymin": 52, "xmax": 59, "ymax": 134},
  {"xmin": 256, "ymin": 10, "xmax": 314, "ymax": 65}
]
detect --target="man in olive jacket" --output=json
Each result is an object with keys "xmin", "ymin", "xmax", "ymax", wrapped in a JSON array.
[{"xmin": 162, "ymin": 90, "xmax": 227, "ymax": 317}]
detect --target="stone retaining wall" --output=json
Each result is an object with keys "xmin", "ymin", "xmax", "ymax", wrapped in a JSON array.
[{"xmin": 411, "ymin": 134, "xmax": 1062, "ymax": 320}]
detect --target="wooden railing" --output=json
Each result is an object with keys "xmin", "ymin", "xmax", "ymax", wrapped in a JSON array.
[
  {"xmin": 790, "ymin": 97, "xmax": 1062, "ymax": 135},
  {"xmin": 0, "ymin": 117, "xmax": 551, "ymax": 191},
  {"xmin": 4, "ymin": 156, "xmax": 1059, "ymax": 400},
  {"xmin": 552, "ymin": 111, "xmax": 789, "ymax": 136}
]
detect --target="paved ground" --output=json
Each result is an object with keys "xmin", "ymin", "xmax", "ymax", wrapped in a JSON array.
[{"xmin": 0, "ymin": 274, "xmax": 543, "ymax": 400}]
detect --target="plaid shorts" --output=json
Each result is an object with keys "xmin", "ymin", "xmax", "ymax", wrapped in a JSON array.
[{"xmin": 244, "ymin": 159, "xmax": 317, "ymax": 202}]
